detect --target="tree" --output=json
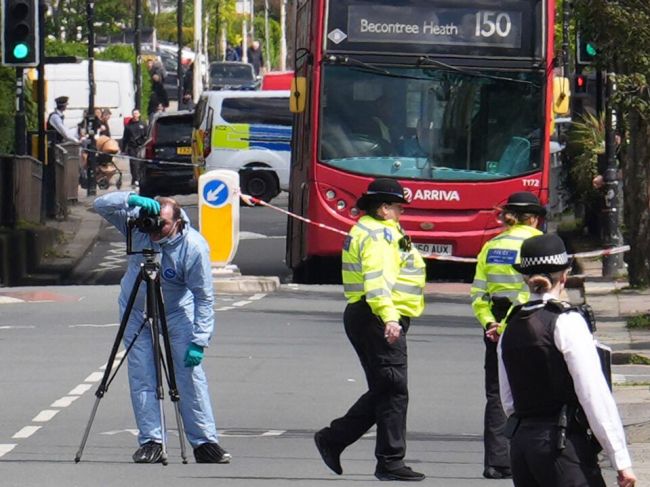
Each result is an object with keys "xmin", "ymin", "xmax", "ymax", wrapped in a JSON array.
[{"xmin": 573, "ymin": 0, "xmax": 650, "ymax": 285}]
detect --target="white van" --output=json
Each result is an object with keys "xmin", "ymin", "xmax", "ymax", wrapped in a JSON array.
[
  {"xmin": 45, "ymin": 60, "xmax": 135, "ymax": 140},
  {"xmin": 192, "ymin": 90, "xmax": 292, "ymax": 202}
]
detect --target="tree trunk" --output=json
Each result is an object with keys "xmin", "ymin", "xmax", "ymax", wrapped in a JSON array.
[{"xmin": 623, "ymin": 109, "xmax": 650, "ymax": 286}]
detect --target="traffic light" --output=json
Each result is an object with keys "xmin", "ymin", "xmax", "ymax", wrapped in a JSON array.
[
  {"xmin": 574, "ymin": 74, "xmax": 587, "ymax": 94},
  {"xmin": 2, "ymin": 0, "xmax": 39, "ymax": 67},
  {"xmin": 576, "ymin": 30, "xmax": 597, "ymax": 66}
]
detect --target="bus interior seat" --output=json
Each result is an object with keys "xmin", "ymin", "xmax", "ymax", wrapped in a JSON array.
[{"xmin": 495, "ymin": 136, "xmax": 531, "ymax": 175}]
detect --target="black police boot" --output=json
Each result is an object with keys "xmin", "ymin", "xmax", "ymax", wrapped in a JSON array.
[
  {"xmin": 314, "ymin": 428, "xmax": 343, "ymax": 475},
  {"xmin": 193, "ymin": 442, "xmax": 232, "ymax": 463},
  {"xmin": 483, "ymin": 466, "xmax": 512, "ymax": 479},
  {"xmin": 375, "ymin": 465, "xmax": 426, "ymax": 481},
  {"xmin": 132, "ymin": 441, "xmax": 163, "ymax": 463}
]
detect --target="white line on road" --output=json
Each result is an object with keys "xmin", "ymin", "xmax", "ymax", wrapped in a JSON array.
[
  {"xmin": 232, "ymin": 301, "xmax": 252, "ymax": 307},
  {"xmin": 51, "ymin": 396, "xmax": 81, "ymax": 408},
  {"xmin": 250, "ymin": 294, "xmax": 267, "ymax": 300},
  {"xmin": 84, "ymin": 372, "xmax": 104, "ymax": 383},
  {"xmin": 0, "ymin": 444, "xmax": 17, "ymax": 458},
  {"xmin": 32, "ymin": 410, "xmax": 60, "ymax": 422},
  {"xmin": 0, "ymin": 325, "xmax": 36, "ymax": 329},
  {"xmin": 69, "ymin": 323, "xmax": 120, "ymax": 328},
  {"xmin": 69, "ymin": 384, "xmax": 93, "ymax": 395},
  {"xmin": 215, "ymin": 306, "xmax": 235, "ymax": 311},
  {"xmin": 12, "ymin": 426, "xmax": 41, "ymax": 439}
]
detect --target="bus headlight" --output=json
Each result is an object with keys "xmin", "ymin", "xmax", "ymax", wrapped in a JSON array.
[
  {"xmin": 336, "ymin": 200, "xmax": 346, "ymax": 211},
  {"xmin": 325, "ymin": 189, "xmax": 336, "ymax": 200}
]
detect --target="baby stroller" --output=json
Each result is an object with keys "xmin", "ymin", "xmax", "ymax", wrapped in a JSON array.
[{"xmin": 80, "ymin": 135, "xmax": 123, "ymax": 190}]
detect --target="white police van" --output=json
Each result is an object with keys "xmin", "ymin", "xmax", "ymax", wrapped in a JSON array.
[{"xmin": 192, "ymin": 90, "xmax": 292, "ymax": 202}]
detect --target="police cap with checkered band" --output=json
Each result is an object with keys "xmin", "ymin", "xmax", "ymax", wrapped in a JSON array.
[
  {"xmin": 513, "ymin": 234, "xmax": 572, "ymax": 275},
  {"xmin": 503, "ymin": 191, "xmax": 546, "ymax": 217},
  {"xmin": 356, "ymin": 178, "xmax": 408, "ymax": 211}
]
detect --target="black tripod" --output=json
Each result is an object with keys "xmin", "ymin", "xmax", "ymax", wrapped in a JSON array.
[{"xmin": 75, "ymin": 248, "xmax": 188, "ymax": 465}]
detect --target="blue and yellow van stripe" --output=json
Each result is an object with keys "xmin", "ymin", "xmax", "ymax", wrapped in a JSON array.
[{"xmin": 213, "ymin": 124, "xmax": 291, "ymax": 152}]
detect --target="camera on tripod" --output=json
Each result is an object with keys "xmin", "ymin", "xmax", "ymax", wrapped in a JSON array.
[{"xmin": 129, "ymin": 211, "xmax": 164, "ymax": 234}]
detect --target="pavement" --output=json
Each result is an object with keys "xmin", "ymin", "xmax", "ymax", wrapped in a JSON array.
[{"xmin": 11, "ymin": 175, "xmax": 650, "ymax": 482}]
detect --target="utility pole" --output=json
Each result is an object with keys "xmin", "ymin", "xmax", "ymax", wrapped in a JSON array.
[
  {"xmin": 264, "ymin": 0, "xmax": 270, "ymax": 71},
  {"xmin": 177, "ymin": 0, "xmax": 183, "ymax": 103},
  {"xmin": 192, "ymin": 0, "xmax": 202, "ymax": 102},
  {"xmin": 86, "ymin": 0, "xmax": 97, "ymax": 196},
  {"xmin": 134, "ymin": 0, "xmax": 142, "ymax": 110},
  {"xmin": 280, "ymin": 0, "xmax": 287, "ymax": 71},
  {"xmin": 602, "ymin": 69, "xmax": 624, "ymax": 277}
]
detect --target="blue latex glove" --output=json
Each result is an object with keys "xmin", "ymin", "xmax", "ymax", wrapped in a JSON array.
[
  {"xmin": 128, "ymin": 194, "xmax": 160, "ymax": 215},
  {"xmin": 184, "ymin": 343, "xmax": 204, "ymax": 367}
]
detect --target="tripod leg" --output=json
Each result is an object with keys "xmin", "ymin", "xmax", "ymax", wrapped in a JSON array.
[
  {"xmin": 155, "ymin": 282, "xmax": 189, "ymax": 464},
  {"xmin": 75, "ymin": 272, "xmax": 144, "ymax": 463},
  {"xmin": 147, "ymin": 272, "xmax": 169, "ymax": 466}
]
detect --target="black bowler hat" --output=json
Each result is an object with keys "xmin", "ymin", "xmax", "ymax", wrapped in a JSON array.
[
  {"xmin": 513, "ymin": 234, "xmax": 572, "ymax": 275},
  {"xmin": 356, "ymin": 178, "xmax": 408, "ymax": 211},
  {"xmin": 55, "ymin": 96, "xmax": 69, "ymax": 107},
  {"xmin": 503, "ymin": 192, "xmax": 546, "ymax": 216}
]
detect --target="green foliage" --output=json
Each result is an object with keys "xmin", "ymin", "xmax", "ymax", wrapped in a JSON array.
[
  {"xmin": 0, "ymin": 67, "xmax": 16, "ymax": 153},
  {"xmin": 566, "ymin": 112, "xmax": 604, "ymax": 203},
  {"xmin": 626, "ymin": 314, "xmax": 650, "ymax": 330}
]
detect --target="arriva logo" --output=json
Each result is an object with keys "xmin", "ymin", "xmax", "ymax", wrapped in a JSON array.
[{"xmin": 403, "ymin": 188, "xmax": 460, "ymax": 202}]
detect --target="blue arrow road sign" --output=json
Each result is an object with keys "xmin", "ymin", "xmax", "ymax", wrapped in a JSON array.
[{"xmin": 203, "ymin": 179, "xmax": 229, "ymax": 208}]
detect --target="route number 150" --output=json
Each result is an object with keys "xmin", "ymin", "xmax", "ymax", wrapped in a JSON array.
[{"xmin": 475, "ymin": 11, "xmax": 512, "ymax": 38}]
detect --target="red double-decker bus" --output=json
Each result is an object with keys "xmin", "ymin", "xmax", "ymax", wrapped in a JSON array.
[{"xmin": 287, "ymin": 0, "xmax": 558, "ymax": 282}]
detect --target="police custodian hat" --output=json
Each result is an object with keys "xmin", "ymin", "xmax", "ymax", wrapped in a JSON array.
[
  {"xmin": 55, "ymin": 96, "xmax": 69, "ymax": 106},
  {"xmin": 513, "ymin": 234, "xmax": 572, "ymax": 275},
  {"xmin": 502, "ymin": 191, "xmax": 546, "ymax": 216},
  {"xmin": 356, "ymin": 178, "xmax": 409, "ymax": 211}
]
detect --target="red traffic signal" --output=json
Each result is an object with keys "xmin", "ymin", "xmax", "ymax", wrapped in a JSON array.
[{"xmin": 575, "ymin": 74, "xmax": 587, "ymax": 94}]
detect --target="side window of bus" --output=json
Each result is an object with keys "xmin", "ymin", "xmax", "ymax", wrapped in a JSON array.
[{"xmin": 221, "ymin": 98, "xmax": 292, "ymax": 126}]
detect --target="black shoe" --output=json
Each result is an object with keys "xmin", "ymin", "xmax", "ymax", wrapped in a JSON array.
[
  {"xmin": 314, "ymin": 428, "xmax": 342, "ymax": 475},
  {"xmin": 375, "ymin": 466, "xmax": 425, "ymax": 481},
  {"xmin": 193, "ymin": 442, "xmax": 232, "ymax": 463},
  {"xmin": 132, "ymin": 441, "xmax": 163, "ymax": 463},
  {"xmin": 483, "ymin": 466, "xmax": 512, "ymax": 479}
]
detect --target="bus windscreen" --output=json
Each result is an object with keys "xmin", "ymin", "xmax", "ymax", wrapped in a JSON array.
[{"xmin": 318, "ymin": 64, "xmax": 544, "ymax": 181}]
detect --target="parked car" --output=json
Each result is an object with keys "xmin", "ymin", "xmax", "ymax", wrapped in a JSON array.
[
  {"xmin": 139, "ymin": 111, "xmax": 196, "ymax": 197},
  {"xmin": 261, "ymin": 71, "xmax": 293, "ymax": 90},
  {"xmin": 208, "ymin": 62, "xmax": 260, "ymax": 91}
]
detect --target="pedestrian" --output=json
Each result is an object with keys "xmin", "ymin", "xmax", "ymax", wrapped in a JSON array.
[
  {"xmin": 246, "ymin": 40, "xmax": 264, "ymax": 77},
  {"xmin": 98, "ymin": 108, "xmax": 112, "ymax": 138},
  {"xmin": 314, "ymin": 178, "xmax": 426, "ymax": 481},
  {"xmin": 225, "ymin": 42, "xmax": 240, "ymax": 61},
  {"xmin": 469, "ymin": 191, "xmax": 545, "ymax": 479},
  {"xmin": 498, "ymin": 233, "xmax": 636, "ymax": 487},
  {"xmin": 93, "ymin": 192, "xmax": 231, "ymax": 465},
  {"xmin": 47, "ymin": 96, "xmax": 79, "ymax": 144},
  {"xmin": 121, "ymin": 108, "xmax": 148, "ymax": 188},
  {"xmin": 148, "ymin": 73, "xmax": 169, "ymax": 119}
]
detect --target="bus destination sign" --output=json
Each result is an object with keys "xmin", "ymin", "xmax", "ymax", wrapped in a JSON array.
[{"xmin": 325, "ymin": 0, "xmax": 540, "ymax": 58}]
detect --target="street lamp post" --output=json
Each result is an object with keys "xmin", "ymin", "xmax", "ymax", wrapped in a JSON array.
[
  {"xmin": 86, "ymin": 0, "xmax": 97, "ymax": 196},
  {"xmin": 602, "ymin": 69, "xmax": 625, "ymax": 277}
]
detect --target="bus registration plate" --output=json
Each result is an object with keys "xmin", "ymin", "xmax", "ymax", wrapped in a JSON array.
[{"xmin": 413, "ymin": 243, "xmax": 453, "ymax": 257}]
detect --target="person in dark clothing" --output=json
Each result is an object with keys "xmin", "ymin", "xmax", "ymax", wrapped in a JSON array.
[
  {"xmin": 498, "ymin": 234, "xmax": 636, "ymax": 487},
  {"xmin": 121, "ymin": 108, "xmax": 148, "ymax": 187},
  {"xmin": 246, "ymin": 40, "xmax": 264, "ymax": 77},
  {"xmin": 225, "ymin": 43, "xmax": 240, "ymax": 61},
  {"xmin": 148, "ymin": 73, "xmax": 169, "ymax": 119}
]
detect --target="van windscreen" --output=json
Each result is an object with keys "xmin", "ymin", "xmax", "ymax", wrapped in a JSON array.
[{"xmin": 221, "ymin": 97, "xmax": 292, "ymax": 126}]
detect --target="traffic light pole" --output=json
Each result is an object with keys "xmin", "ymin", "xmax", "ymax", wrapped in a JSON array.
[
  {"xmin": 134, "ymin": 0, "xmax": 142, "ymax": 110},
  {"xmin": 86, "ymin": 0, "xmax": 97, "ymax": 196},
  {"xmin": 602, "ymin": 69, "xmax": 625, "ymax": 278},
  {"xmin": 14, "ymin": 67, "xmax": 27, "ymax": 155}
]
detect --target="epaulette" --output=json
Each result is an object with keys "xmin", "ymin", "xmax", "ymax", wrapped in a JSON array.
[
  {"xmin": 545, "ymin": 300, "xmax": 597, "ymax": 333},
  {"xmin": 543, "ymin": 299, "xmax": 572, "ymax": 314}
]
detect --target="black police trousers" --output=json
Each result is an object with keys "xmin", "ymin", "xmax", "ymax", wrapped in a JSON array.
[
  {"xmin": 510, "ymin": 419, "xmax": 606, "ymax": 487},
  {"xmin": 326, "ymin": 300, "xmax": 410, "ymax": 470},
  {"xmin": 483, "ymin": 303, "xmax": 511, "ymax": 469}
]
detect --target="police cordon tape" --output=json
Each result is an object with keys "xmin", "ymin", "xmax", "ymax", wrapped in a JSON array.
[{"xmin": 239, "ymin": 193, "xmax": 631, "ymax": 263}]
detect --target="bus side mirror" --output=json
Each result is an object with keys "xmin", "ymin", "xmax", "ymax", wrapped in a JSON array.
[
  {"xmin": 553, "ymin": 76, "xmax": 571, "ymax": 116},
  {"xmin": 290, "ymin": 76, "xmax": 307, "ymax": 113}
]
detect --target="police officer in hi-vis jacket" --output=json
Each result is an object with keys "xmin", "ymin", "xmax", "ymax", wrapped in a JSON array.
[{"xmin": 314, "ymin": 178, "xmax": 426, "ymax": 482}]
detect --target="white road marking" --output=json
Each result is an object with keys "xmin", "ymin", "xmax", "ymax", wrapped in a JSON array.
[
  {"xmin": 101, "ymin": 429, "xmax": 139, "ymax": 436},
  {"xmin": 250, "ymin": 294, "xmax": 267, "ymax": 300},
  {"xmin": 32, "ymin": 410, "xmax": 59, "ymax": 422},
  {"xmin": 0, "ymin": 444, "xmax": 17, "ymax": 457},
  {"xmin": 0, "ymin": 325, "xmax": 36, "ymax": 329},
  {"xmin": 84, "ymin": 372, "xmax": 104, "ymax": 383},
  {"xmin": 69, "ymin": 384, "xmax": 93, "ymax": 395},
  {"xmin": 51, "ymin": 396, "xmax": 80, "ymax": 408},
  {"xmin": 215, "ymin": 306, "xmax": 235, "ymax": 311},
  {"xmin": 232, "ymin": 301, "xmax": 252, "ymax": 307},
  {"xmin": 0, "ymin": 297, "xmax": 24, "ymax": 304},
  {"xmin": 12, "ymin": 426, "xmax": 41, "ymax": 439}
]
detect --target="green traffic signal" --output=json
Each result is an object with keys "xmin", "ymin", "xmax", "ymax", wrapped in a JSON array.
[
  {"xmin": 585, "ymin": 42, "xmax": 597, "ymax": 58},
  {"xmin": 12, "ymin": 42, "xmax": 29, "ymax": 60}
]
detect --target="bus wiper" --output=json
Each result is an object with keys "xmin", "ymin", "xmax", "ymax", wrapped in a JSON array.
[
  {"xmin": 324, "ymin": 55, "xmax": 391, "ymax": 76},
  {"xmin": 417, "ymin": 56, "xmax": 538, "ymax": 86}
]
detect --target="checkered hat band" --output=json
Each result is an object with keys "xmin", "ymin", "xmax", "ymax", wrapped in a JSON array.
[{"xmin": 520, "ymin": 253, "xmax": 568, "ymax": 268}]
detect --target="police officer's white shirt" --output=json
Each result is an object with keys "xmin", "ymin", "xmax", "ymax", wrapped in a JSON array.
[
  {"xmin": 497, "ymin": 293, "xmax": 632, "ymax": 471},
  {"xmin": 49, "ymin": 109, "xmax": 79, "ymax": 143}
]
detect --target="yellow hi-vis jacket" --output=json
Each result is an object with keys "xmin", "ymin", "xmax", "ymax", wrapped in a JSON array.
[
  {"xmin": 470, "ymin": 224, "xmax": 542, "ymax": 329},
  {"xmin": 342, "ymin": 215, "xmax": 426, "ymax": 323}
]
